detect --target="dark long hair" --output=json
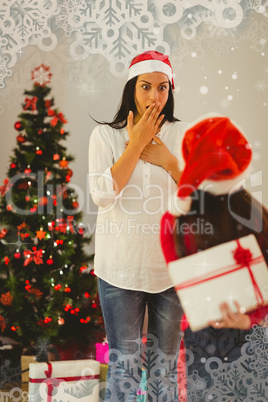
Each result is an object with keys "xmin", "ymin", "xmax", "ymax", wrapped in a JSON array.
[
  {"xmin": 93, "ymin": 77, "xmax": 180, "ymax": 129},
  {"xmin": 174, "ymin": 189, "xmax": 268, "ymax": 264}
]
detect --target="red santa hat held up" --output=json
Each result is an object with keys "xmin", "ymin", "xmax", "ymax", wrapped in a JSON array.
[
  {"xmin": 169, "ymin": 114, "xmax": 252, "ymax": 216},
  {"xmin": 128, "ymin": 50, "xmax": 175, "ymax": 89}
]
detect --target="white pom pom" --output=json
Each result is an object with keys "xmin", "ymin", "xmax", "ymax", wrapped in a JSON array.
[{"xmin": 168, "ymin": 192, "xmax": 192, "ymax": 216}]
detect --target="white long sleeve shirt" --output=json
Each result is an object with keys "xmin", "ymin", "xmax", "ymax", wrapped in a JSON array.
[{"xmin": 88, "ymin": 120, "xmax": 188, "ymax": 293}]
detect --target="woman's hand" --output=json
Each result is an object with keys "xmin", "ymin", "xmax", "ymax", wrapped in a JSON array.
[
  {"xmin": 127, "ymin": 103, "xmax": 165, "ymax": 150},
  {"xmin": 140, "ymin": 136, "xmax": 170, "ymax": 166},
  {"xmin": 143, "ymin": 137, "xmax": 182, "ymax": 183},
  {"xmin": 125, "ymin": 136, "xmax": 182, "ymax": 183},
  {"xmin": 209, "ymin": 301, "xmax": 251, "ymax": 330}
]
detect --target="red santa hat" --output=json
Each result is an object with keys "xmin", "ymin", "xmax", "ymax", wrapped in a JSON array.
[
  {"xmin": 128, "ymin": 50, "xmax": 175, "ymax": 89},
  {"xmin": 169, "ymin": 114, "xmax": 252, "ymax": 216}
]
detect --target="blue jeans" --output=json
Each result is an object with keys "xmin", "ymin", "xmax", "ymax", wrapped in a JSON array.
[{"xmin": 98, "ymin": 278, "xmax": 183, "ymax": 401}]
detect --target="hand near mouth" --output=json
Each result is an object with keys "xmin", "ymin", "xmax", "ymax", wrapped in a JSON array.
[{"xmin": 127, "ymin": 103, "xmax": 165, "ymax": 150}]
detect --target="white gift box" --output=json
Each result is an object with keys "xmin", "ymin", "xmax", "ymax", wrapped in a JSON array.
[
  {"xmin": 168, "ymin": 234, "xmax": 268, "ymax": 332},
  {"xmin": 28, "ymin": 359, "xmax": 100, "ymax": 402}
]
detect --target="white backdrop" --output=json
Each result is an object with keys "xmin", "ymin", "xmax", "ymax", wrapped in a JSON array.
[{"xmin": 0, "ymin": 2, "xmax": 268, "ymax": 253}]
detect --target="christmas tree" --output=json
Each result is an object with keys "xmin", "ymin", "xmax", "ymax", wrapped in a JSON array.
[{"xmin": 0, "ymin": 64, "xmax": 104, "ymax": 357}]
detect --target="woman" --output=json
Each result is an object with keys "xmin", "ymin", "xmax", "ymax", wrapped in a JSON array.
[
  {"xmin": 160, "ymin": 114, "xmax": 268, "ymax": 397},
  {"xmin": 88, "ymin": 51, "xmax": 188, "ymax": 401}
]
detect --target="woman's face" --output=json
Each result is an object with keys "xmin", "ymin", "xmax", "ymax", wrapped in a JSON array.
[{"xmin": 134, "ymin": 72, "xmax": 170, "ymax": 123}]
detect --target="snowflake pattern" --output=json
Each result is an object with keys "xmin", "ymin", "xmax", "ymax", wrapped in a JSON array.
[
  {"xmin": 184, "ymin": 324, "xmax": 268, "ymax": 401},
  {"xmin": 255, "ymin": 79, "xmax": 268, "ymax": 92},
  {"xmin": 2, "ymin": 326, "xmax": 268, "ymax": 400},
  {"xmin": 0, "ymin": 0, "xmax": 267, "ymax": 89},
  {"xmin": 0, "ymin": 56, "xmax": 12, "ymax": 89}
]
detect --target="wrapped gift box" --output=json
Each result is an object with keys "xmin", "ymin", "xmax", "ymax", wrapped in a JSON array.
[
  {"xmin": 168, "ymin": 234, "xmax": 268, "ymax": 332},
  {"xmin": 28, "ymin": 359, "xmax": 100, "ymax": 401},
  {"xmin": 95, "ymin": 342, "xmax": 109, "ymax": 364}
]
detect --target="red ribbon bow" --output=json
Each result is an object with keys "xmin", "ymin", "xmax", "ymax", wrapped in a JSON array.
[
  {"xmin": 56, "ymin": 217, "xmax": 75, "ymax": 234},
  {"xmin": 233, "ymin": 240, "xmax": 264, "ymax": 305},
  {"xmin": 0, "ymin": 179, "xmax": 12, "ymax": 196},
  {"xmin": 47, "ymin": 109, "xmax": 68, "ymax": 126},
  {"xmin": 233, "ymin": 245, "xmax": 253, "ymax": 267},
  {"xmin": 24, "ymin": 97, "xmax": 37, "ymax": 111},
  {"xmin": 23, "ymin": 249, "xmax": 44, "ymax": 266}
]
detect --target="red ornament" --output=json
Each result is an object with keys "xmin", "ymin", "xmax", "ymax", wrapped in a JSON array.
[
  {"xmin": 60, "ymin": 129, "xmax": 65, "ymax": 135},
  {"xmin": 54, "ymin": 284, "xmax": 61, "ymax": 291},
  {"xmin": 0, "ymin": 229, "xmax": 7, "ymax": 239},
  {"xmin": 38, "ymin": 197, "xmax": 48, "ymax": 206},
  {"xmin": 30, "ymin": 207, "xmax": 37, "ymax": 213},
  {"xmin": 25, "ymin": 195, "xmax": 30, "ymax": 202},
  {"xmin": 24, "ymin": 167, "xmax": 31, "ymax": 174},
  {"xmin": 53, "ymin": 154, "xmax": 60, "ymax": 161},
  {"xmin": 64, "ymin": 304, "xmax": 71, "ymax": 311},
  {"xmin": 80, "ymin": 266, "xmax": 87, "ymax": 273},
  {"xmin": 17, "ymin": 134, "xmax": 26, "ymax": 143},
  {"xmin": 36, "ymin": 149, "xmax": 43, "ymax": 155},
  {"xmin": 4, "ymin": 257, "xmax": 10, "ymax": 265},
  {"xmin": 10, "ymin": 162, "xmax": 17, "ymax": 169},
  {"xmin": 46, "ymin": 257, "xmax": 54, "ymax": 265},
  {"xmin": 72, "ymin": 201, "xmax": 79, "ymax": 209},
  {"xmin": 6, "ymin": 205, "xmax": 13, "ymax": 211},
  {"xmin": 14, "ymin": 121, "xmax": 23, "ymax": 131},
  {"xmin": 67, "ymin": 169, "xmax": 73, "ymax": 177},
  {"xmin": 14, "ymin": 252, "xmax": 21, "ymax": 259},
  {"xmin": 38, "ymin": 129, "xmax": 43, "ymax": 135},
  {"xmin": 64, "ymin": 287, "xmax": 71, "ymax": 293},
  {"xmin": 48, "ymin": 221, "xmax": 55, "ymax": 231},
  {"xmin": 66, "ymin": 174, "xmax": 71, "ymax": 182},
  {"xmin": 59, "ymin": 158, "xmax": 69, "ymax": 169}
]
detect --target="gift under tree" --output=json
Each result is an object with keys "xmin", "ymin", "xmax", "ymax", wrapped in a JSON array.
[{"xmin": 0, "ymin": 64, "xmax": 104, "ymax": 359}]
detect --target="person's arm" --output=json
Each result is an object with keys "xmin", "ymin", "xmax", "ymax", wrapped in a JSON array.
[
  {"xmin": 111, "ymin": 103, "xmax": 165, "ymax": 195},
  {"xmin": 88, "ymin": 103, "xmax": 164, "ymax": 206}
]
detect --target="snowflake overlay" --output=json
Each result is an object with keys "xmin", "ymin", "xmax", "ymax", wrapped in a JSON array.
[
  {"xmin": 0, "ymin": 0, "xmax": 267, "ymax": 88},
  {"xmin": 185, "ymin": 324, "xmax": 268, "ymax": 401},
  {"xmin": 2, "ymin": 325, "xmax": 268, "ymax": 401}
]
